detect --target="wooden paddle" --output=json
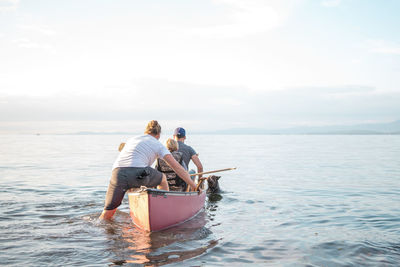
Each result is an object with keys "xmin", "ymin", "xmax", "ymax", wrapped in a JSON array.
[
  {"xmin": 195, "ymin": 177, "xmax": 208, "ymax": 192},
  {"xmin": 190, "ymin": 167, "xmax": 236, "ymax": 176},
  {"xmin": 188, "ymin": 167, "xmax": 236, "ymax": 192}
]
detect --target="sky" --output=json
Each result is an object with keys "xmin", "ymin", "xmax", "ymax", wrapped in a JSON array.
[{"xmin": 1, "ymin": 0, "xmax": 400, "ymax": 134}]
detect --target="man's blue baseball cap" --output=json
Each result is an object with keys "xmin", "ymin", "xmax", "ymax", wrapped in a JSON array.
[{"xmin": 174, "ymin": 127, "xmax": 186, "ymax": 138}]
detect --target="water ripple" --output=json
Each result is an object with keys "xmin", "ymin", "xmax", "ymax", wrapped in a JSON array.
[{"xmin": 1, "ymin": 135, "xmax": 400, "ymax": 266}]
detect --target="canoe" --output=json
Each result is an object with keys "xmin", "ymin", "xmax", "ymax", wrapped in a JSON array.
[{"xmin": 128, "ymin": 187, "xmax": 206, "ymax": 232}]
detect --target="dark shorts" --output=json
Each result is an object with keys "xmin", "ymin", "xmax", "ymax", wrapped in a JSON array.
[{"xmin": 104, "ymin": 167, "xmax": 163, "ymax": 210}]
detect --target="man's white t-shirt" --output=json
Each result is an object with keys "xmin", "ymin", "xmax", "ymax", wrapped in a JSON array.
[{"xmin": 112, "ymin": 135, "xmax": 170, "ymax": 170}]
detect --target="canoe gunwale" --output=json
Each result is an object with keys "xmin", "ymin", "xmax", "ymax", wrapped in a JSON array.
[{"xmin": 127, "ymin": 188, "xmax": 202, "ymax": 197}]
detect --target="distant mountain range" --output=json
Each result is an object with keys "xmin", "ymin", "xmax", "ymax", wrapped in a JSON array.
[
  {"xmin": 66, "ymin": 120, "xmax": 400, "ymax": 135},
  {"xmin": 203, "ymin": 120, "xmax": 400, "ymax": 135},
  {"xmin": 68, "ymin": 131, "xmax": 133, "ymax": 135}
]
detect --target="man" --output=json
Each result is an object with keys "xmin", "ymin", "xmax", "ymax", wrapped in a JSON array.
[
  {"xmin": 173, "ymin": 127, "xmax": 203, "ymax": 189},
  {"xmin": 99, "ymin": 120, "xmax": 197, "ymax": 220}
]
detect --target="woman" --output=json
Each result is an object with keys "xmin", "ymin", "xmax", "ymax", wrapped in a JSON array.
[{"xmin": 99, "ymin": 120, "xmax": 197, "ymax": 220}]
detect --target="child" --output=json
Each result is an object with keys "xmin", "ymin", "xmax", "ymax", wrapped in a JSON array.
[{"xmin": 156, "ymin": 138, "xmax": 188, "ymax": 190}]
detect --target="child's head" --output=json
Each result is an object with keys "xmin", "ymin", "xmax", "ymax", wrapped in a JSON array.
[{"xmin": 165, "ymin": 138, "xmax": 179, "ymax": 152}]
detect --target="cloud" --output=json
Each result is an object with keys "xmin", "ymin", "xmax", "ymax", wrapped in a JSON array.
[
  {"xmin": 287, "ymin": 85, "xmax": 376, "ymax": 95},
  {"xmin": 18, "ymin": 24, "xmax": 56, "ymax": 36},
  {"xmin": 10, "ymin": 24, "xmax": 57, "ymax": 52},
  {"xmin": 367, "ymin": 39, "xmax": 400, "ymax": 55},
  {"xmin": 1, "ymin": 80, "xmax": 399, "ymax": 132},
  {"xmin": 321, "ymin": 0, "xmax": 342, "ymax": 7},
  {"xmin": 12, "ymin": 38, "xmax": 56, "ymax": 53},
  {"xmin": 252, "ymin": 86, "xmax": 400, "ymax": 125},
  {"xmin": 0, "ymin": 0, "xmax": 19, "ymax": 12},
  {"xmin": 189, "ymin": 0, "xmax": 299, "ymax": 38}
]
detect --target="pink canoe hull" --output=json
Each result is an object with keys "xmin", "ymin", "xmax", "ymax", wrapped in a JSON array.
[{"xmin": 128, "ymin": 189, "xmax": 206, "ymax": 232}]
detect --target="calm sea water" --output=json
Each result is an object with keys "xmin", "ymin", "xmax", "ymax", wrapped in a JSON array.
[{"xmin": 0, "ymin": 134, "xmax": 399, "ymax": 266}]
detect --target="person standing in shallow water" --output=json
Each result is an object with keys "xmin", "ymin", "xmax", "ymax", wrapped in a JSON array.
[
  {"xmin": 99, "ymin": 120, "xmax": 197, "ymax": 220},
  {"xmin": 173, "ymin": 127, "xmax": 204, "ymax": 190}
]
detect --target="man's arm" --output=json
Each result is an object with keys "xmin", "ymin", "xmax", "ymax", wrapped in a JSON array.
[
  {"xmin": 191, "ymin": 154, "xmax": 203, "ymax": 178},
  {"xmin": 164, "ymin": 154, "xmax": 197, "ymax": 190}
]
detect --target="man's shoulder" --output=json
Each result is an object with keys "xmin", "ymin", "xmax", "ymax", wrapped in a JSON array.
[
  {"xmin": 178, "ymin": 141, "xmax": 197, "ymax": 155},
  {"xmin": 178, "ymin": 141, "xmax": 194, "ymax": 150}
]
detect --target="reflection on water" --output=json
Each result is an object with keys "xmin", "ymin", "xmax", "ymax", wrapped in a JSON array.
[
  {"xmin": 102, "ymin": 208, "xmax": 219, "ymax": 266},
  {"xmin": 208, "ymin": 193, "xmax": 223, "ymax": 202}
]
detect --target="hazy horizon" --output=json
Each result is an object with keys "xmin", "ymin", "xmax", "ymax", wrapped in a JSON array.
[
  {"xmin": 0, "ymin": 119, "xmax": 399, "ymax": 135},
  {"xmin": 1, "ymin": 0, "xmax": 400, "ymax": 134}
]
